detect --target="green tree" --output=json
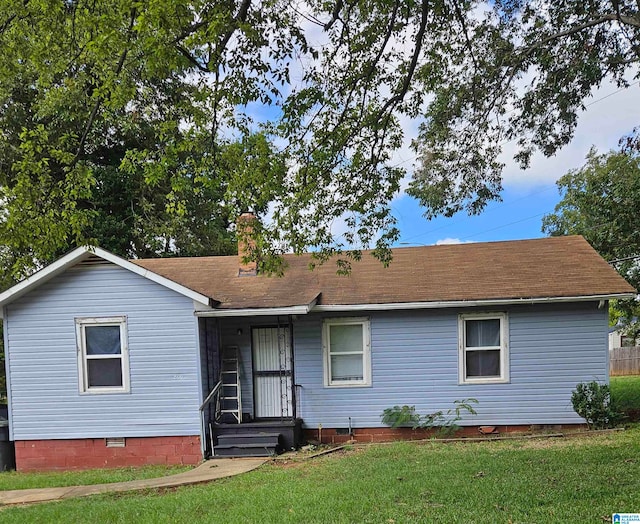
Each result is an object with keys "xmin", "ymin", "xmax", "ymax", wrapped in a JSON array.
[
  {"xmin": 1, "ymin": 1, "xmax": 640, "ymax": 276},
  {"xmin": 0, "ymin": 45, "xmax": 285, "ymax": 279},
  {"xmin": 542, "ymin": 144, "xmax": 640, "ymax": 335}
]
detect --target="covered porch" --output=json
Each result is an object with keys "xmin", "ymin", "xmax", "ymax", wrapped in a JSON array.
[{"xmin": 198, "ymin": 314, "xmax": 304, "ymax": 457}]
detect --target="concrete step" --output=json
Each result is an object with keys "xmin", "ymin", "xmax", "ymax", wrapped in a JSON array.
[
  {"xmin": 218, "ymin": 413, "xmax": 240, "ymax": 424},
  {"xmin": 213, "ymin": 431, "xmax": 283, "ymax": 457},
  {"xmin": 217, "ymin": 433, "xmax": 281, "ymax": 445},
  {"xmin": 213, "ymin": 419, "xmax": 303, "ymax": 450},
  {"xmin": 213, "ymin": 443, "xmax": 277, "ymax": 457}
]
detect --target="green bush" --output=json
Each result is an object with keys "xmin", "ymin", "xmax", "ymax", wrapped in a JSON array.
[
  {"xmin": 571, "ymin": 381, "xmax": 620, "ymax": 429},
  {"xmin": 381, "ymin": 399, "xmax": 478, "ymax": 437}
]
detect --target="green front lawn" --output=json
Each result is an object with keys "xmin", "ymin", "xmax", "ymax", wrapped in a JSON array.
[
  {"xmin": 0, "ymin": 465, "xmax": 191, "ymax": 491},
  {"xmin": 2, "ymin": 428, "xmax": 640, "ymax": 523},
  {"xmin": 611, "ymin": 375, "xmax": 640, "ymax": 418}
]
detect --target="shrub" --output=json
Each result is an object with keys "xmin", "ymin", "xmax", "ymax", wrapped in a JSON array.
[
  {"xmin": 380, "ymin": 405, "xmax": 421, "ymax": 428},
  {"xmin": 571, "ymin": 381, "xmax": 620, "ymax": 429},
  {"xmin": 381, "ymin": 399, "xmax": 478, "ymax": 437}
]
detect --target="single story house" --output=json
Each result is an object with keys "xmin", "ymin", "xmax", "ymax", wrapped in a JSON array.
[
  {"xmin": 0, "ymin": 233, "xmax": 634, "ymax": 471},
  {"xmin": 609, "ymin": 327, "xmax": 638, "ymax": 350}
]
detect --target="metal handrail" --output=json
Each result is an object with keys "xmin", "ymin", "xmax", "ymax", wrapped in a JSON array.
[
  {"xmin": 200, "ymin": 380, "xmax": 222, "ymax": 412},
  {"xmin": 199, "ymin": 381, "xmax": 222, "ymax": 458}
]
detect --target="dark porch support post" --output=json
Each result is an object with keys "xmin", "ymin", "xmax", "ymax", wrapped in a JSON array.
[
  {"xmin": 288, "ymin": 315, "xmax": 297, "ymax": 420},
  {"xmin": 202, "ymin": 317, "xmax": 222, "ymax": 457}
]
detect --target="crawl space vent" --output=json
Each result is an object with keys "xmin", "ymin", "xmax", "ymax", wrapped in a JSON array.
[{"xmin": 105, "ymin": 437, "xmax": 126, "ymax": 448}]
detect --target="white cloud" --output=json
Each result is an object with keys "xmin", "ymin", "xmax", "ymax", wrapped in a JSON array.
[
  {"xmin": 435, "ymin": 237, "xmax": 475, "ymax": 245},
  {"xmin": 501, "ymin": 76, "xmax": 640, "ymax": 190},
  {"xmin": 392, "ymin": 74, "xmax": 640, "ymax": 200}
]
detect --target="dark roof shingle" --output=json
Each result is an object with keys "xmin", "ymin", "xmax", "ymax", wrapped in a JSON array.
[{"xmin": 132, "ymin": 235, "xmax": 635, "ymax": 310}]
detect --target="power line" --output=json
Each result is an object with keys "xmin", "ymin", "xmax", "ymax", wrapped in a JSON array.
[
  {"xmin": 398, "ymin": 184, "xmax": 557, "ymax": 244},
  {"xmin": 398, "ymin": 126, "xmax": 640, "ymax": 246},
  {"xmin": 457, "ymin": 213, "xmax": 548, "ymax": 241},
  {"xmin": 336, "ymin": 80, "xmax": 639, "ymax": 247},
  {"xmin": 391, "ymin": 80, "xmax": 640, "ymax": 170},
  {"xmin": 610, "ymin": 255, "xmax": 640, "ymax": 265}
]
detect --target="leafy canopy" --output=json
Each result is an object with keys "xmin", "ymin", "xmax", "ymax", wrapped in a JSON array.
[
  {"xmin": 1, "ymin": 1, "xmax": 639, "ymax": 277},
  {"xmin": 542, "ymin": 139, "xmax": 640, "ymax": 334}
]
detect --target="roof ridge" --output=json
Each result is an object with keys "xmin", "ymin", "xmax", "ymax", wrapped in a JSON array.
[{"xmin": 131, "ymin": 235, "xmax": 588, "ymax": 263}]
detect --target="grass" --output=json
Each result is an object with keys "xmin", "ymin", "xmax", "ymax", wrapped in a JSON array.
[
  {"xmin": 0, "ymin": 465, "xmax": 191, "ymax": 491},
  {"xmin": 2, "ymin": 428, "xmax": 640, "ymax": 523},
  {"xmin": 611, "ymin": 375, "xmax": 640, "ymax": 418},
  {"xmin": 0, "ymin": 377, "xmax": 636, "ymax": 521}
]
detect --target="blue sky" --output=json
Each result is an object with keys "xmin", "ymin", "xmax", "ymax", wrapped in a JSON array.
[
  {"xmin": 253, "ymin": 73, "xmax": 639, "ymax": 249},
  {"xmin": 389, "ymin": 77, "xmax": 640, "ymax": 248},
  {"xmin": 254, "ymin": 14, "xmax": 640, "ymax": 251},
  {"xmin": 393, "ymin": 185, "xmax": 559, "ymax": 247}
]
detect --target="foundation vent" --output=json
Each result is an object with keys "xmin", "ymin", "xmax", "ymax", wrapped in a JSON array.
[{"xmin": 105, "ymin": 437, "xmax": 126, "ymax": 448}]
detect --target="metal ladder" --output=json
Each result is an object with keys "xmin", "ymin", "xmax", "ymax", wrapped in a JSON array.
[{"xmin": 220, "ymin": 346, "xmax": 242, "ymax": 424}]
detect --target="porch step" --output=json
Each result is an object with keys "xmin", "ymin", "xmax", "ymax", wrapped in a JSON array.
[
  {"xmin": 214, "ymin": 420, "xmax": 303, "ymax": 450},
  {"xmin": 213, "ymin": 444, "xmax": 276, "ymax": 457},
  {"xmin": 213, "ymin": 432, "xmax": 283, "ymax": 457},
  {"xmin": 217, "ymin": 432, "xmax": 282, "ymax": 445}
]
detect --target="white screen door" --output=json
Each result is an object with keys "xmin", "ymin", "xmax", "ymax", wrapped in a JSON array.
[{"xmin": 252, "ymin": 327, "xmax": 293, "ymax": 418}]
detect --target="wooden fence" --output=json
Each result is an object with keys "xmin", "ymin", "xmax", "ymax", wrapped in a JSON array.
[{"xmin": 610, "ymin": 346, "xmax": 640, "ymax": 376}]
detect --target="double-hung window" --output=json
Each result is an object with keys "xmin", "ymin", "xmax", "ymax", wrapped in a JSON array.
[
  {"xmin": 459, "ymin": 313, "xmax": 509, "ymax": 384},
  {"xmin": 76, "ymin": 317, "xmax": 130, "ymax": 394},
  {"xmin": 323, "ymin": 318, "xmax": 371, "ymax": 387}
]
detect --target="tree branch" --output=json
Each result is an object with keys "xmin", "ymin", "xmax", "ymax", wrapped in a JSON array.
[
  {"xmin": 623, "ymin": 53, "xmax": 640, "ymax": 67},
  {"xmin": 295, "ymin": 1, "xmax": 401, "ymax": 187},
  {"xmin": 175, "ymin": 44, "xmax": 211, "ymax": 72},
  {"xmin": 526, "ymin": 14, "xmax": 640, "ymax": 50},
  {"xmin": 291, "ymin": 6, "xmax": 324, "ymax": 28},
  {"xmin": 0, "ymin": 13, "xmax": 17, "ymax": 34},
  {"xmin": 0, "ymin": 0, "xmax": 29, "ymax": 36},
  {"xmin": 71, "ymin": 7, "xmax": 137, "ymax": 166},
  {"xmin": 208, "ymin": 0, "xmax": 252, "ymax": 68},
  {"xmin": 324, "ymin": 0, "xmax": 344, "ymax": 31},
  {"xmin": 376, "ymin": 0, "xmax": 430, "ymax": 120},
  {"xmin": 452, "ymin": 0, "xmax": 478, "ymax": 72},
  {"xmin": 477, "ymin": 12, "xmax": 638, "ymax": 135},
  {"xmin": 173, "ymin": 15, "xmax": 211, "ymax": 43}
]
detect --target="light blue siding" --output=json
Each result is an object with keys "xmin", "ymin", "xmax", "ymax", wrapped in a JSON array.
[
  {"xmin": 294, "ymin": 303, "xmax": 608, "ymax": 428},
  {"xmin": 6, "ymin": 264, "xmax": 200, "ymax": 440}
]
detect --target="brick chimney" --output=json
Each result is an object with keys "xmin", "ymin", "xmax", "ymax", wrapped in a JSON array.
[{"xmin": 237, "ymin": 212, "xmax": 258, "ymax": 276}]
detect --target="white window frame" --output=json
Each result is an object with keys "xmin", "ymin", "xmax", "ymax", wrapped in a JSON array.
[
  {"xmin": 76, "ymin": 316, "xmax": 130, "ymax": 394},
  {"xmin": 458, "ymin": 312, "xmax": 509, "ymax": 385},
  {"xmin": 322, "ymin": 317, "xmax": 371, "ymax": 388}
]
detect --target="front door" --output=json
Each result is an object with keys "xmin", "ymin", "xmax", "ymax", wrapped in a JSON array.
[{"xmin": 252, "ymin": 327, "xmax": 293, "ymax": 418}]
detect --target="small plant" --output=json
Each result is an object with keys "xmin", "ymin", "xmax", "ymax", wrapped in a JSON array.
[
  {"xmin": 380, "ymin": 405, "xmax": 421, "ymax": 428},
  {"xmin": 571, "ymin": 381, "xmax": 620, "ymax": 429},
  {"xmin": 381, "ymin": 399, "xmax": 478, "ymax": 437}
]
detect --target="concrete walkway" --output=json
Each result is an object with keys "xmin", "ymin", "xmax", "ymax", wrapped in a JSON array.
[{"xmin": 0, "ymin": 458, "xmax": 268, "ymax": 506}]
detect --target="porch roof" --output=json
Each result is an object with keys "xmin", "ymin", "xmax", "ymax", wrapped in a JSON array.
[{"xmin": 132, "ymin": 235, "xmax": 635, "ymax": 311}]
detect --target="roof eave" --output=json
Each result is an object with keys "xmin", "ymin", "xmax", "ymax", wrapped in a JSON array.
[
  {"xmin": 0, "ymin": 246, "xmax": 92, "ymax": 308},
  {"xmin": 310, "ymin": 293, "xmax": 637, "ymax": 312},
  {"xmin": 192, "ymin": 292, "xmax": 634, "ymax": 317},
  {"xmin": 196, "ymin": 294, "xmax": 320, "ymax": 318},
  {"xmin": 0, "ymin": 246, "xmax": 215, "ymax": 308}
]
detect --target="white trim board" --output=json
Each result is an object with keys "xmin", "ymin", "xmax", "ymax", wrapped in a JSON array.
[
  {"xmin": 194, "ymin": 293, "xmax": 632, "ymax": 318},
  {"xmin": 0, "ymin": 246, "xmax": 215, "ymax": 308},
  {"xmin": 196, "ymin": 304, "xmax": 315, "ymax": 318},
  {"xmin": 311, "ymin": 293, "xmax": 634, "ymax": 312}
]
